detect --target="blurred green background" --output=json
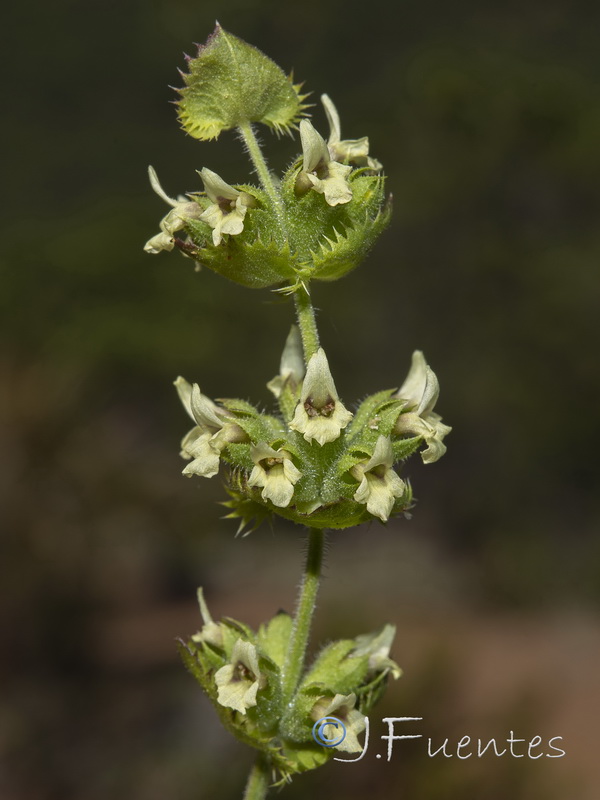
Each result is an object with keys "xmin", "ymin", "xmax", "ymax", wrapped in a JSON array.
[{"xmin": 2, "ymin": 0, "xmax": 599, "ymax": 798}]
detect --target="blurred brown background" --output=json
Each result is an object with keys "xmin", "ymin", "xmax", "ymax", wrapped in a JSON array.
[{"xmin": 1, "ymin": 0, "xmax": 599, "ymax": 798}]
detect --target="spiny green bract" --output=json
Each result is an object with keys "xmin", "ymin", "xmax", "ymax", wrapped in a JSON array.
[
  {"xmin": 194, "ymin": 389, "xmax": 417, "ymax": 532},
  {"xmin": 147, "ymin": 26, "xmax": 391, "ymax": 290},
  {"xmin": 183, "ymin": 184, "xmax": 297, "ymax": 288},
  {"xmin": 178, "ymin": 168, "xmax": 390, "ymax": 289},
  {"xmin": 176, "ymin": 24, "xmax": 309, "ymax": 140},
  {"xmin": 279, "ymin": 163, "xmax": 392, "ymax": 284},
  {"xmin": 176, "ymin": 346, "xmax": 450, "ymax": 531}
]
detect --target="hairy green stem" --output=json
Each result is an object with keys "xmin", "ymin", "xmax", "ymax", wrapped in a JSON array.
[
  {"xmin": 238, "ymin": 122, "xmax": 286, "ymax": 233},
  {"xmin": 242, "ymin": 755, "xmax": 270, "ymax": 800},
  {"xmin": 238, "ymin": 123, "xmax": 320, "ymax": 364},
  {"xmin": 281, "ymin": 528, "xmax": 325, "ymax": 705},
  {"xmin": 294, "ymin": 286, "xmax": 320, "ymax": 363}
]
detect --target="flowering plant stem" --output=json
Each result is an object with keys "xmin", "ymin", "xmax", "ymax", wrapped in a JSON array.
[
  {"xmin": 282, "ymin": 527, "xmax": 325, "ymax": 705},
  {"xmin": 242, "ymin": 528, "xmax": 325, "ymax": 799},
  {"xmin": 239, "ymin": 120, "xmax": 320, "ymax": 364},
  {"xmin": 238, "ymin": 122, "xmax": 287, "ymax": 233},
  {"xmin": 147, "ymin": 28, "xmax": 452, "ymax": 798},
  {"xmin": 144, "ymin": 23, "xmax": 451, "ymax": 800},
  {"xmin": 242, "ymin": 755, "xmax": 270, "ymax": 800}
]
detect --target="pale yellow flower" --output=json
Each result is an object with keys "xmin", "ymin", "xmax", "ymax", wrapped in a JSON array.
[
  {"xmin": 351, "ymin": 436, "xmax": 406, "ymax": 522},
  {"xmin": 197, "ymin": 168, "xmax": 255, "ymax": 246},
  {"xmin": 290, "ymin": 348, "xmax": 353, "ymax": 445},
  {"xmin": 266, "ymin": 325, "xmax": 305, "ymax": 399},
  {"xmin": 321, "ymin": 94, "xmax": 382, "ymax": 171},
  {"xmin": 191, "ymin": 587, "xmax": 223, "ymax": 648},
  {"xmin": 214, "ymin": 639, "xmax": 264, "ymax": 715},
  {"xmin": 144, "ymin": 166, "xmax": 202, "ymax": 254},
  {"xmin": 311, "ymin": 693, "xmax": 366, "ymax": 753},
  {"xmin": 350, "ymin": 624, "xmax": 402, "ymax": 680},
  {"xmin": 393, "ymin": 351, "xmax": 451, "ymax": 464},
  {"xmin": 295, "ymin": 120, "xmax": 353, "ymax": 206},
  {"xmin": 174, "ymin": 377, "xmax": 246, "ymax": 478},
  {"xmin": 247, "ymin": 442, "xmax": 302, "ymax": 508}
]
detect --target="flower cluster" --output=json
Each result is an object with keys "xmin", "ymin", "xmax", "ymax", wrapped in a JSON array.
[
  {"xmin": 144, "ymin": 26, "xmax": 451, "ymax": 532},
  {"xmin": 173, "ymin": 334, "xmax": 449, "ymax": 531},
  {"xmin": 145, "ymin": 94, "xmax": 390, "ymax": 289},
  {"xmin": 180, "ymin": 589, "xmax": 401, "ymax": 780}
]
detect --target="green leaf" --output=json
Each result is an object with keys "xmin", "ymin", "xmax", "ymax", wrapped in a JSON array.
[
  {"xmin": 280, "ymin": 741, "xmax": 331, "ymax": 773},
  {"xmin": 279, "ymin": 167, "xmax": 391, "ymax": 282},
  {"xmin": 221, "ymin": 442, "xmax": 254, "ymax": 471},
  {"xmin": 184, "ymin": 220, "xmax": 298, "ymax": 288},
  {"xmin": 356, "ymin": 669, "xmax": 391, "ymax": 714},
  {"xmin": 224, "ymin": 411, "xmax": 284, "ymax": 444},
  {"xmin": 217, "ymin": 397, "xmax": 260, "ymax": 415},
  {"xmin": 344, "ymin": 399, "xmax": 407, "ymax": 457},
  {"xmin": 178, "ymin": 639, "xmax": 210, "ymax": 688},
  {"xmin": 311, "ymin": 183, "xmax": 392, "ymax": 282},
  {"xmin": 302, "ymin": 640, "xmax": 368, "ymax": 694},
  {"xmin": 248, "ymin": 654, "xmax": 284, "ymax": 733},
  {"xmin": 177, "ymin": 25, "xmax": 308, "ymax": 140},
  {"xmin": 346, "ymin": 390, "xmax": 396, "ymax": 438},
  {"xmin": 392, "ymin": 436, "xmax": 424, "ymax": 462},
  {"xmin": 220, "ymin": 618, "xmax": 255, "ymax": 657},
  {"xmin": 190, "ymin": 639, "xmax": 227, "ymax": 672},
  {"xmin": 257, "ymin": 612, "xmax": 293, "ymax": 668},
  {"xmin": 273, "ymin": 497, "xmax": 374, "ymax": 530},
  {"xmin": 221, "ymin": 481, "xmax": 273, "ymax": 536},
  {"xmin": 335, "ymin": 449, "xmax": 372, "ymax": 478}
]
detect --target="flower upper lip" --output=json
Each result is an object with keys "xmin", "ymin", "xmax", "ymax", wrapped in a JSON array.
[
  {"xmin": 214, "ymin": 639, "xmax": 265, "ymax": 715},
  {"xmin": 311, "ymin": 692, "xmax": 366, "ymax": 753},
  {"xmin": 351, "ymin": 435, "xmax": 406, "ymax": 522},
  {"xmin": 247, "ymin": 442, "xmax": 302, "ymax": 508},
  {"xmin": 174, "ymin": 377, "xmax": 247, "ymax": 478},
  {"xmin": 143, "ymin": 166, "xmax": 202, "ymax": 254},
  {"xmin": 295, "ymin": 120, "xmax": 353, "ymax": 207},
  {"xmin": 267, "ymin": 325, "xmax": 305, "ymax": 399},
  {"xmin": 197, "ymin": 167, "xmax": 255, "ymax": 247},
  {"xmin": 321, "ymin": 94, "xmax": 382, "ymax": 171},
  {"xmin": 393, "ymin": 351, "xmax": 451, "ymax": 464},
  {"xmin": 289, "ymin": 348, "xmax": 353, "ymax": 445}
]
